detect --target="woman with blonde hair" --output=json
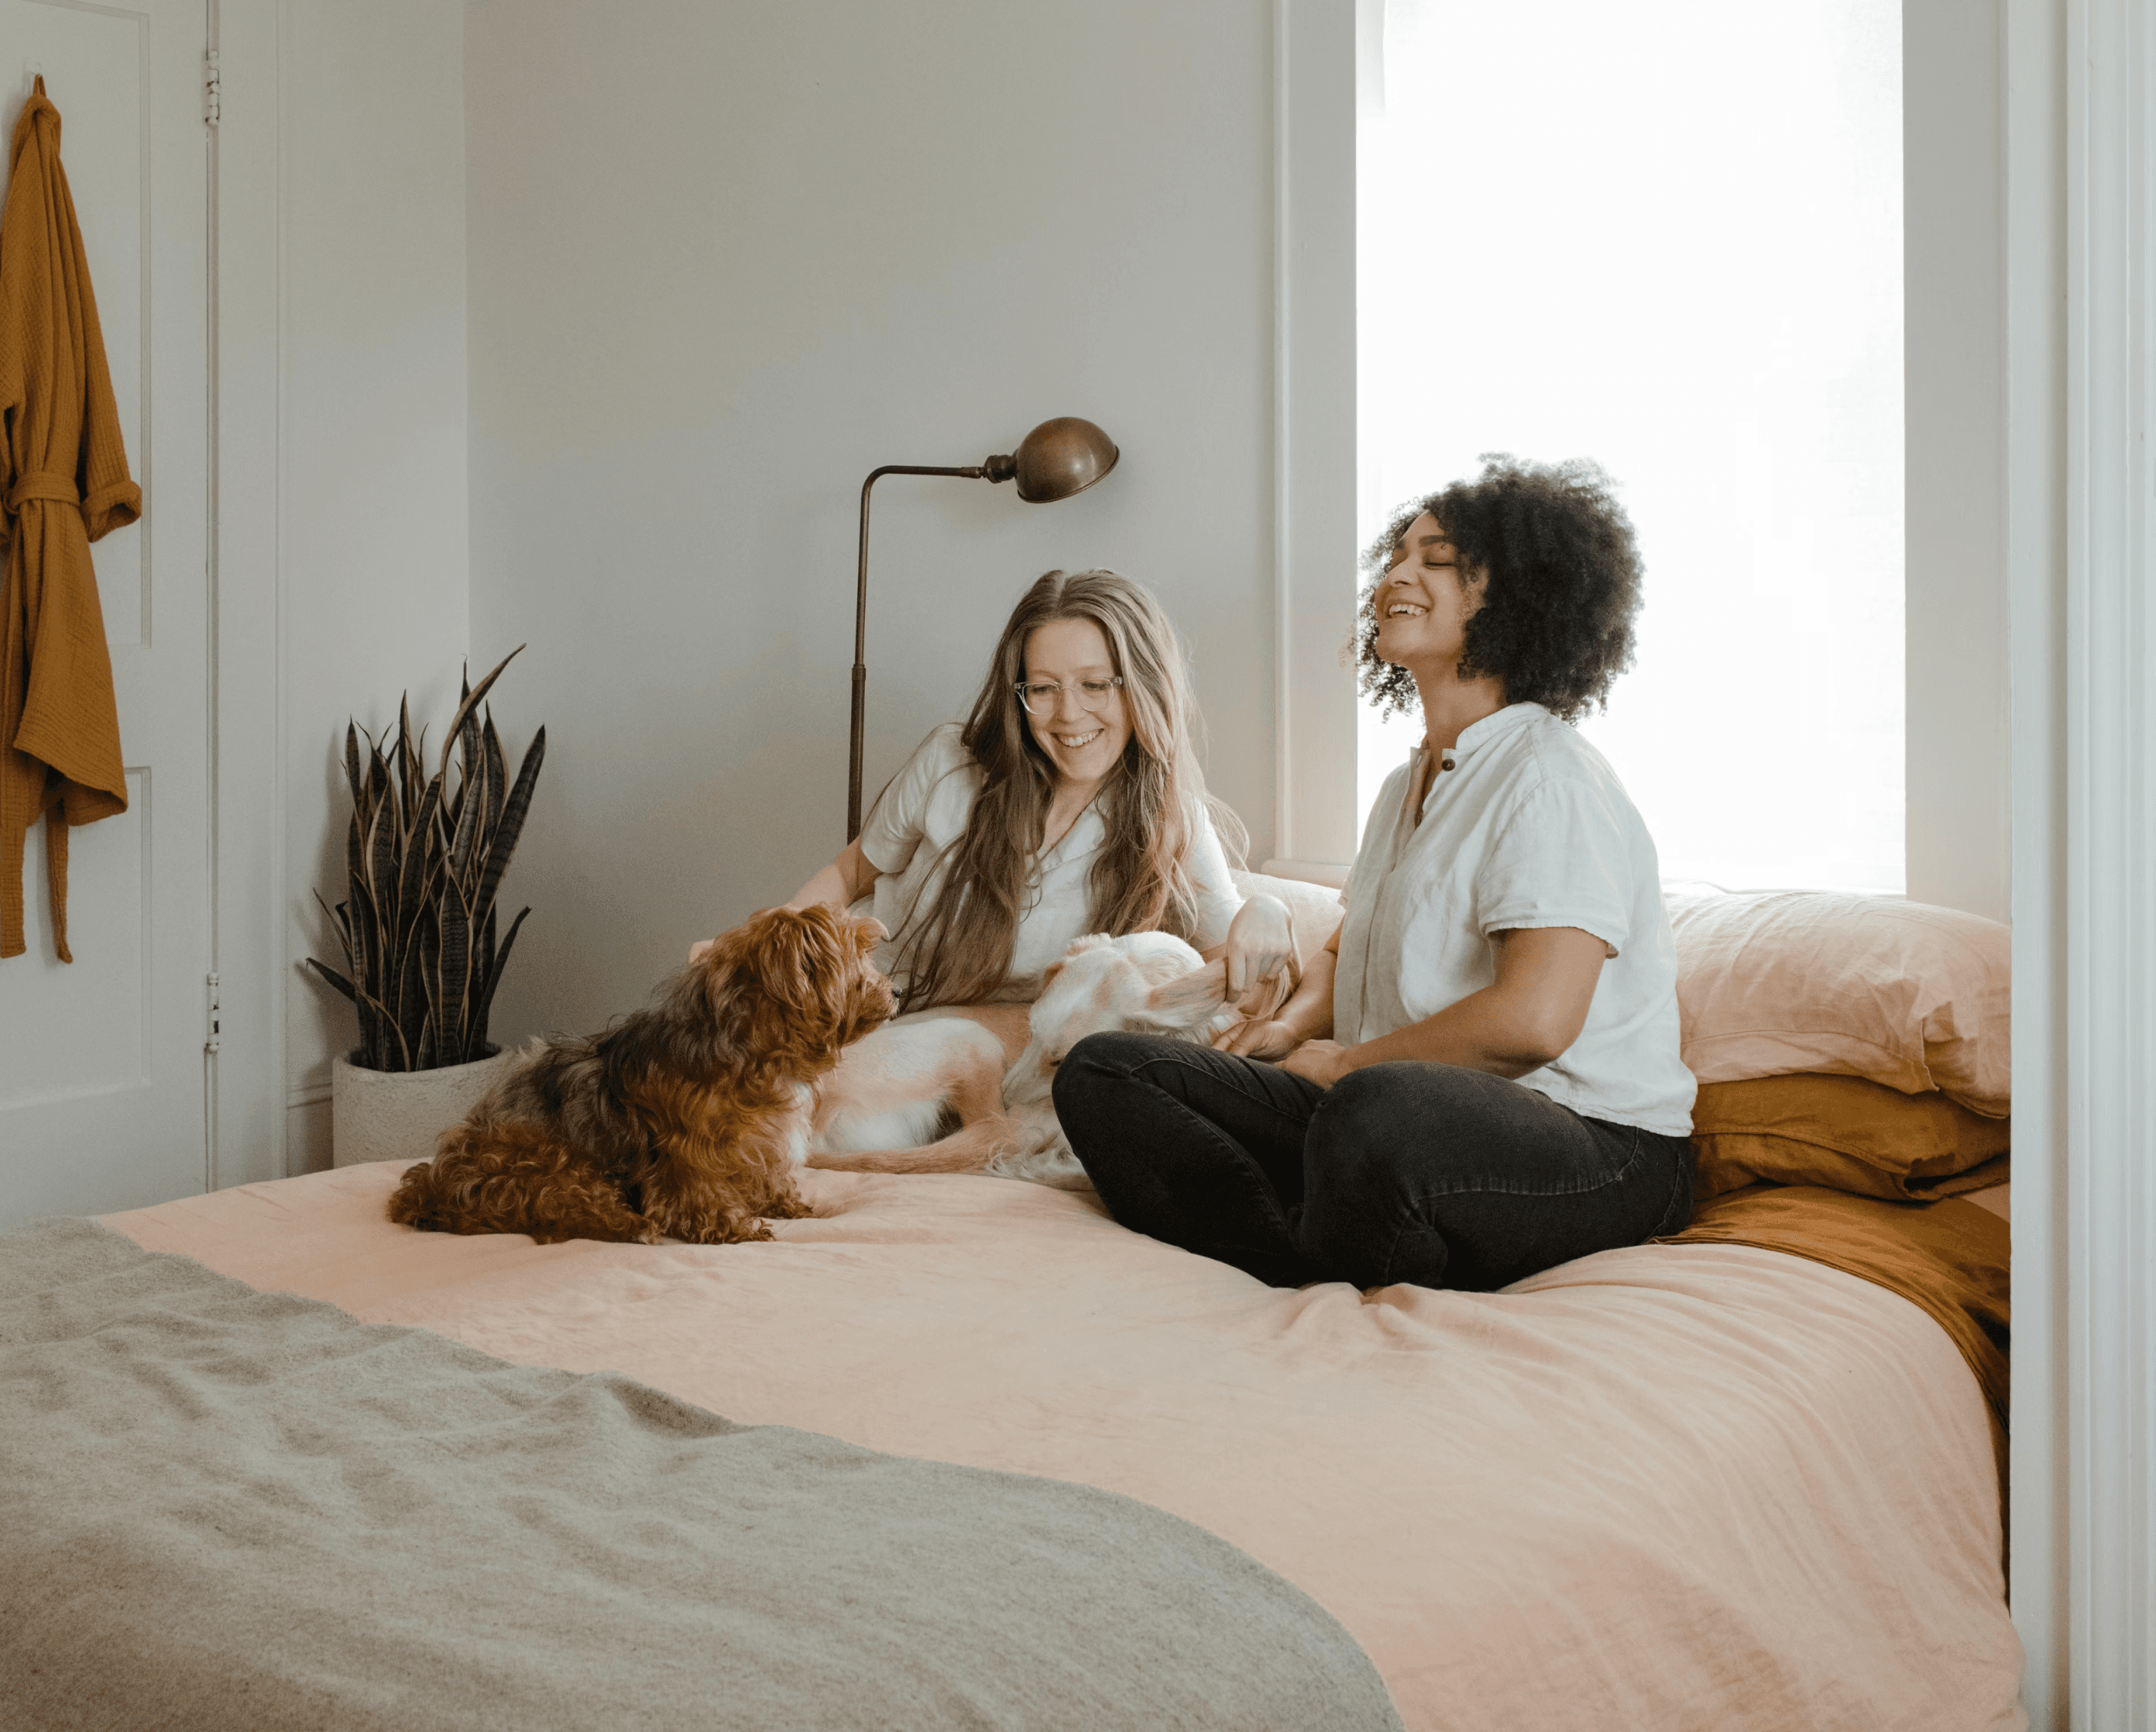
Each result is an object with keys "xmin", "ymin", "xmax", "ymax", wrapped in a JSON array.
[{"xmin": 784, "ymin": 569, "xmax": 1293, "ymax": 1010}]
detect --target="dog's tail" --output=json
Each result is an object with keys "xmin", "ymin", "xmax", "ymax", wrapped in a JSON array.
[{"xmin": 804, "ymin": 1113, "xmax": 1021, "ymax": 1175}]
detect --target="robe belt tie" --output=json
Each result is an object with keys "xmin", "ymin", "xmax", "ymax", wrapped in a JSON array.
[{"xmin": 5, "ymin": 471, "xmax": 81, "ymax": 514}]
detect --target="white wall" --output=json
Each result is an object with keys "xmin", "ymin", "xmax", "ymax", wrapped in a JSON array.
[
  {"xmin": 462, "ymin": 0, "xmax": 1282, "ymax": 1042},
  {"xmin": 274, "ymin": 0, "xmax": 470, "ymax": 1167}
]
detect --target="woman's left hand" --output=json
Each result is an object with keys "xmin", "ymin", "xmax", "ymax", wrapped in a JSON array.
[
  {"xmin": 1278, "ymin": 1038, "xmax": 1353, "ymax": 1088},
  {"xmin": 1222, "ymin": 893, "xmax": 1300, "ymax": 1016}
]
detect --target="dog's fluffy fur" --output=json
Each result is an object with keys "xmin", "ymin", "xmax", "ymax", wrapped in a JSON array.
[
  {"xmin": 387, "ymin": 905, "xmax": 894, "ymax": 1245},
  {"xmin": 805, "ymin": 931, "xmax": 1238, "ymax": 1189},
  {"xmin": 802, "ymin": 1011, "xmax": 1019, "ymax": 1174},
  {"xmin": 987, "ymin": 932, "xmax": 1241, "ymax": 1187}
]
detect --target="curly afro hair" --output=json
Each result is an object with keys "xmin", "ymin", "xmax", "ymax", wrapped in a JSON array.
[{"xmin": 1356, "ymin": 455, "xmax": 1643, "ymax": 723}]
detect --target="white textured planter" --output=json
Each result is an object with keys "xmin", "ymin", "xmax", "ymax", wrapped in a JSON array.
[{"xmin": 331, "ymin": 1045, "xmax": 520, "ymax": 1168}]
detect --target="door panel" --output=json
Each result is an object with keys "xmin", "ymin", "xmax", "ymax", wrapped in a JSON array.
[{"xmin": 0, "ymin": 0, "xmax": 209, "ymax": 1223}]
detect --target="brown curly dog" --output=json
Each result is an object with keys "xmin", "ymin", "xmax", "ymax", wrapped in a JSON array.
[{"xmin": 387, "ymin": 905, "xmax": 894, "ymax": 1246}]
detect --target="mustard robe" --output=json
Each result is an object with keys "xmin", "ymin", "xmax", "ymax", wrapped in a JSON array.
[{"xmin": 0, "ymin": 78, "xmax": 139, "ymax": 962}]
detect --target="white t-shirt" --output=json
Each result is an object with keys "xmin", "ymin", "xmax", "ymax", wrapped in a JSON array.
[
  {"xmin": 858, "ymin": 723, "xmax": 1245, "ymax": 1000},
  {"xmin": 1334, "ymin": 703, "xmax": 1696, "ymax": 1136}
]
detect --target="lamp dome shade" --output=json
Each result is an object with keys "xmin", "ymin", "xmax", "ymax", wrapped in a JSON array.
[{"xmin": 1011, "ymin": 418, "xmax": 1119, "ymax": 503}]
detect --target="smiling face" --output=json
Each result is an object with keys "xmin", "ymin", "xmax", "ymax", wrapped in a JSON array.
[
  {"xmin": 1372, "ymin": 512, "xmax": 1487, "ymax": 675},
  {"xmin": 1020, "ymin": 616, "xmax": 1133, "ymax": 789}
]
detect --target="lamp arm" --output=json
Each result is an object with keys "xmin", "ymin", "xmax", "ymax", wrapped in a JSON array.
[{"xmin": 848, "ymin": 462, "xmax": 1009, "ymax": 840}]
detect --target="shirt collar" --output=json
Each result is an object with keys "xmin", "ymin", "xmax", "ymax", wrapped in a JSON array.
[
  {"xmin": 1399, "ymin": 701, "xmax": 1547, "ymax": 773},
  {"xmin": 1453, "ymin": 701, "xmax": 1547, "ymax": 756}
]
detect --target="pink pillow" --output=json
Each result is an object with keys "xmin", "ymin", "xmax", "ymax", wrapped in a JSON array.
[{"xmin": 1663, "ymin": 885, "xmax": 2010, "ymax": 1119}]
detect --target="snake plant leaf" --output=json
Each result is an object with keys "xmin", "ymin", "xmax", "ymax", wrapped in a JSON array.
[
  {"xmin": 447, "ymin": 752, "xmax": 482, "ymax": 885},
  {"xmin": 412, "ymin": 1007, "xmax": 435, "ymax": 1074},
  {"xmin": 366, "ymin": 792, "xmax": 401, "ymax": 956},
  {"xmin": 463, "ymin": 711, "xmax": 496, "ymax": 888},
  {"xmin": 393, "ymin": 902, "xmax": 431, "ymax": 1068},
  {"xmin": 458, "ymin": 711, "xmax": 484, "ymax": 833},
  {"xmin": 342, "ymin": 785, "xmax": 364, "ymax": 914},
  {"xmin": 393, "ymin": 775, "xmax": 444, "ymax": 947},
  {"xmin": 346, "ymin": 854, "xmax": 386, "ymax": 1064},
  {"xmin": 474, "ymin": 903, "xmax": 497, "ymax": 1049},
  {"xmin": 437, "ymin": 645, "xmax": 525, "ymax": 787},
  {"xmin": 311, "ymin": 888, "xmax": 349, "ymax": 954},
  {"xmin": 473, "ymin": 727, "xmax": 546, "ymax": 923},
  {"xmin": 419, "ymin": 905, "xmax": 443, "ymax": 1070},
  {"xmin": 305, "ymin": 957, "xmax": 357, "ymax": 1003},
  {"xmin": 471, "ymin": 904, "xmax": 530, "ymax": 1054},
  {"xmin": 482, "ymin": 710, "xmax": 506, "ymax": 837},
  {"xmin": 399, "ymin": 696, "xmax": 426, "ymax": 828},
  {"xmin": 365, "ymin": 727, "xmax": 391, "ymax": 821},
  {"xmin": 352, "ymin": 980, "xmax": 410, "ymax": 1071},
  {"xmin": 436, "ymin": 874, "xmax": 474, "ymax": 1064}
]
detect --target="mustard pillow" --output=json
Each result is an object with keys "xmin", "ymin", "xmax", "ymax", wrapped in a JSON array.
[{"xmin": 1691, "ymin": 1072, "xmax": 2010, "ymax": 1204}]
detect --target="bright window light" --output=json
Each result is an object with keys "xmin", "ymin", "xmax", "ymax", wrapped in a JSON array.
[{"xmin": 1358, "ymin": 0, "xmax": 1904, "ymax": 893}]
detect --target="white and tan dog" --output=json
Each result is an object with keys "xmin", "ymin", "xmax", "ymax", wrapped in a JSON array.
[
  {"xmin": 805, "ymin": 931, "xmax": 1246, "ymax": 1187},
  {"xmin": 802, "ymin": 1009, "xmax": 1020, "ymax": 1174},
  {"xmin": 987, "ymin": 932, "xmax": 1241, "ymax": 1187}
]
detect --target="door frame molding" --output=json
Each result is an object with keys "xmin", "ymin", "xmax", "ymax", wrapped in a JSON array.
[{"xmin": 204, "ymin": 0, "xmax": 286, "ymax": 1186}]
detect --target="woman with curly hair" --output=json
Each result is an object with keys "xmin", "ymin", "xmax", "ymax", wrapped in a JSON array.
[
  {"xmin": 1053, "ymin": 456, "xmax": 1697, "ymax": 1291},
  {"xmin": 773, "ymin": 569, "xmax": 1296, "ymax": 1014}
]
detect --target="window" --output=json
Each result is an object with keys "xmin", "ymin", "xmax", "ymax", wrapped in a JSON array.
[{"xmin": 1358, "ymin": 0, "xmax": 1904, "ymax": 892}]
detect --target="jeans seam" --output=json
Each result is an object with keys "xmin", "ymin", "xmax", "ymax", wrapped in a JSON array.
[
  {"xmin": 1374, "ymin": 1128, "xmax": 1659, "ymax": 1285},
  {"xmin": 1393, "ymin": 1123, "xmax": 1648, "ymax": 1204}
]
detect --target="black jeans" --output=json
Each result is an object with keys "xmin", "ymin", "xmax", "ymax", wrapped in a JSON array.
[{"xmin": 1052, "ymin": 1033, "xmax": 1695, "ymax": 1291}]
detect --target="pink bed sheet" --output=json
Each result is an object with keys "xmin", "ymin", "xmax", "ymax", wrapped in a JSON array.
[{"xmin": 108, "ymin": 1163, "xmax": 2025, "ymax": 1732}]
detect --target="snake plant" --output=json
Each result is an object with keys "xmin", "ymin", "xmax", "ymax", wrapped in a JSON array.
[{"xmin": 307, "ymin": 647, "xmax": 546, "ymax": 1071}]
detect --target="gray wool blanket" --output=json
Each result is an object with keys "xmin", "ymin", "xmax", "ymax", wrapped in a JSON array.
[{"xmin": 0, "ymin": 1218, "xmax": 1401, "ymax": 1732}]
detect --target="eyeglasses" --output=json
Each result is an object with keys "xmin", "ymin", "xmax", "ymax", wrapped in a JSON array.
[{"xmin": 1014, "ymin": 675, "xmax": 1124, "ymax": 716}]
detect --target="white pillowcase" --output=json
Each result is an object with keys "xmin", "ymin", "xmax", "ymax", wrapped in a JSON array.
[{"xmin": 1663, "ymin": 885, "xmax": 2010, "ymax": 1119}]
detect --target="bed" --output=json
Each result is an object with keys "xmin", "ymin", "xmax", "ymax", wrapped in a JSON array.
[{"xmin": 1, "ymin": 881, "xmax": 2026, "ymax": 1730}]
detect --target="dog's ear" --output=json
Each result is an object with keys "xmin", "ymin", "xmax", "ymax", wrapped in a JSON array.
[
  {"xmin": 722, "ymin": 906, "xmax": 861, "ymax": 1060},
  {"xmin": 1141, "ymin": 959, "xmax": 1229, "ymax": 1028},
  {"xmin": 1038, "ymin": 933, "xmax": 1114, "ymax": 998}
]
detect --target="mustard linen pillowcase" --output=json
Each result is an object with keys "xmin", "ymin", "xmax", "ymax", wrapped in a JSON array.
[{"xmin": 1690, "ymin": 1072, "xmax": 2010, "ymax": 1204}]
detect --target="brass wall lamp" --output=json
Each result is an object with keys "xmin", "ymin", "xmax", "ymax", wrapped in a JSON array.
[{"xmin": 848, "ymin": 416, "xmax": 1119, "ymax": 838}]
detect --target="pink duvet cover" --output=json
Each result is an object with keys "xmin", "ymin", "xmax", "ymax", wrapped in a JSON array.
[{"xmin": 108, "ymin": 1163, "xmax": 2024, "ymax": 1731}]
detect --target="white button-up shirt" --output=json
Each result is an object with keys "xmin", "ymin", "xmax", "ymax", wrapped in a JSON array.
[
  {"xmin": 1334, "ymin": 703, "xmax": 1695, "ymax": 1136},
  {"xmin": 859, "ymin": 723, "xmax": 1243, "ymax": 998}
]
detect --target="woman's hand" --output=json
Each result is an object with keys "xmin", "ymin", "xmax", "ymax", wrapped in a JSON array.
[
  {"xmin": 1211, "ymin": 1017, "xmax": 1303, "ymax": 1060},
  {"xmin": 1220, "ymin": 893, "xmax": 1299, "ymax": 1016},
  {"xmin": 1277, "ymin": 1038, "xmax": 1354, "ymax": 1089}
]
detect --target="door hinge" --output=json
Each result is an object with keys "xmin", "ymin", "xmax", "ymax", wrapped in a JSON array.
[
  {"xmin": 204, "ymin": 972, "xmax": 221, "ymax": 1056},
  {"xmin": 204, "ymin": 50, "xmax": 221, "ymax": 128}
]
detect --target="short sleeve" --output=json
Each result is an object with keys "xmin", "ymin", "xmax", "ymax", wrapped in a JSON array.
[
  {"xmin": 1475, "ymin": 777, "xmax": 1636, "ymax": 955},
  {"xmin": 1185, "ymin": 808, "xmax": 1245, "ymax": 947},
  {"xmin": 858, "ymin": 724, "xmax": 970, "ymax": 878}
]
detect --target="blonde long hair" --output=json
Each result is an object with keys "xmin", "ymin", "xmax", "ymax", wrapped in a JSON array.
[{"xmin": 884, "ymin": 570, "xmax": 1245, "ymax": 1012}]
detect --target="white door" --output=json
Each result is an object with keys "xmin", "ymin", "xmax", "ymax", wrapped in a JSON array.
[{"xmin": 0, "ymin": 1, "xmax": 210, "ymax": 1223}]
